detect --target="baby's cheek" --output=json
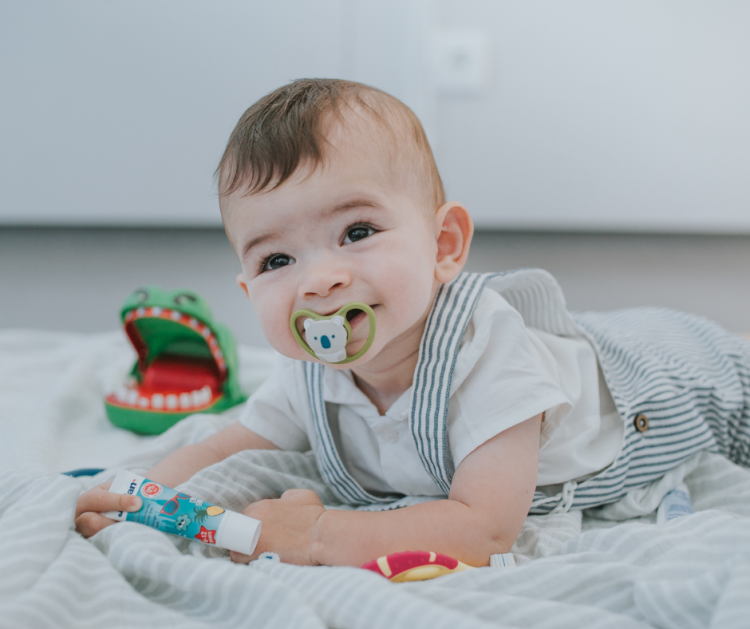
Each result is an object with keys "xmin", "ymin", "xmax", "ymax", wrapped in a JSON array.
[
  {"xmin": 396, "ymin": 278, "xmax": 434, "ymax": 327},
  {"xmin": 258, "ymin": 310, "xmax": 304, "ymax": 359},
  {"xmin": 247, "ymin": 281, "xmax": 300, "ymax": 358},
  {"xmin": 380, "ymin": 250, "xmax": 434, "ymax": 317}
]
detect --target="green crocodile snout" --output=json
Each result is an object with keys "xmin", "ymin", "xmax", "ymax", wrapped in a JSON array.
[{"xmin": 104, "ymin": 286, "xmax": 246, "ymax": 434}]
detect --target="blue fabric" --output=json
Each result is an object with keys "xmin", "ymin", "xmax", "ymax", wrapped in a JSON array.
[{"xmin": 61, "ymin": 468, "xmax": 105, "ymax": 477}]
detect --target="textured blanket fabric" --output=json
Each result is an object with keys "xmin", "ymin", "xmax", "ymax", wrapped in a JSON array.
[{"xmin": 1, "ymin": 330, "xmax": 750, "ymax": 628}]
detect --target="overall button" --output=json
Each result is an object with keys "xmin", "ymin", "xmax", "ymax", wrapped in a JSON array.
[{"xmin": 634, "ymin": 414, "xmax": 649, "ymax": 432}]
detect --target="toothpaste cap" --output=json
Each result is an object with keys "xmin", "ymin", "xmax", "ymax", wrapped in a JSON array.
[{"xmin": 216, "ymin": 510, "xmax": 262, "ymax": 556}]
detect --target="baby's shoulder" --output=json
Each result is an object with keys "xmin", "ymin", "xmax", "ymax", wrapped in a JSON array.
[
  {"xmin": 468, "ymin": 287, "xmax": 531, "ymax": 345},
  {"xmin": 476, "ymin": 269, "xmax": 581, "ymax": 339},
  {"xmin": 449, "ymin": 289, "xmax": 538, "ymax": 390},
  {"xmin": 260, "ymin": 353, "xmax": 310, "ymax": 398},
  {"xmin": 473, "ymin": 286, "xmax": 525, "ymax": 321}
]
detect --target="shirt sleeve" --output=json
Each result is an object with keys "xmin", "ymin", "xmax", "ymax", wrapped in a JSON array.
[
  {"xmin": 448, "ymin": 290, "xmax": 570, "ymax": 470},
  {"xmin": 238, "ymin": 355, "xmax": 311, "ymax": 452}
]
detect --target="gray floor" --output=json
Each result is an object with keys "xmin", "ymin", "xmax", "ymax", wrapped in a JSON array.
[{"xmin": 1, "ymin": 227, "xmax": 748, "ymax": 347}]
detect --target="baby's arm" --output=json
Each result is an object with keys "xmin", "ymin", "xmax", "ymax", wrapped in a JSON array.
[
  {"xmin": 74, "ymin": 422, "xmax": 277, "ymax": 538},
  {"xmin": 145, "ymin": 421, "xmax": 278, "ymax": 488},
  {"xmin": 234, "ymin": 413, "xmax": 542, "ymax": 567}
]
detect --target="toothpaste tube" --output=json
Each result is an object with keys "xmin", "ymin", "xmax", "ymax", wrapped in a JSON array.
[
  {"xmin": 656, "ymin": 482, "xmax": 694, "ymax": 524},
  {"xmin": 104, "ymin": 470, "xmax": 261, "ymax": 555}
]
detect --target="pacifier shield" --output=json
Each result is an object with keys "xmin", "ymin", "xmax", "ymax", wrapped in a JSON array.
[{"xmin": 290, "ymin": 303, "xmax": 376, "ymax": 365}]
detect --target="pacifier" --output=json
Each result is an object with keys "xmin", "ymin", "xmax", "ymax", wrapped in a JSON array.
[{"xmin": 290, "ymin": 302, "xmax": 376, "ymax": 364}]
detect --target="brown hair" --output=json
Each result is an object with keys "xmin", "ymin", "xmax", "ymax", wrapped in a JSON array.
[{"xmin": 216, "ymin": 78, "xmax": 445, "ymax": 210}]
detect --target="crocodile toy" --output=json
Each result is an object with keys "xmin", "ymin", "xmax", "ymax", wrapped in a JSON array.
[{"xmin": 104, "ymin": 286, "xmax": 246, "ymax": 434}]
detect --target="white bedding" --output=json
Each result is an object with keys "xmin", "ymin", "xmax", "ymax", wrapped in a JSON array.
[{"xmin": 1, "ymin": 329, "xmax": 749, "ymax": 628}]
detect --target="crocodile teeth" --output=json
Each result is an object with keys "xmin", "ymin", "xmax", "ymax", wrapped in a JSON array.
[
  {"xmin": 166, "ymin": 394, "xmax": 178, "ymax": 410},
  {"xmin": 179, "ymin": 393, "xmax": 192, "ymax": 409},
  {"xmin": 171, "ymin": 310, "xmax": 182, "ymax": 321},
  {"xmin": 151, "ymin": 394, "xmax": 164, "ymax": 409},
  {"xmin": 115, "ymin": 386, "xmax": 128, "ymax": 402},
  {"xmin": 151, "ymin": 307, "xmax": 163, "ymax": 316},
  {"xmin": 191, "ymin": 389, "xmax": 206, "ymax": 407},
  {"xmin": 126, "ymin": 389, "xmax": 139, "ymax": 405},
  {"xmin": 138, "ymin": 397, "xmax": 150, "ymax": 409},
  {"xmin": 136, "ymin": 307, "xmax": 146, "ymax": 317},
  {"xmin": 188, "ymin": 386, "xmax": 211, "ymax": 407}
]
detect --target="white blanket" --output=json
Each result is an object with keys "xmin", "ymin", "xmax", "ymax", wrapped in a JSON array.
[{"xmin": 1, "ymin": 329, "xmax": 749, "ymax": 628}]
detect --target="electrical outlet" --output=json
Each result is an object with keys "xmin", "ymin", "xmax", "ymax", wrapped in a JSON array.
[{"xmin": 430, "ymin": 29, "xmax": 490, "ymax": 96}]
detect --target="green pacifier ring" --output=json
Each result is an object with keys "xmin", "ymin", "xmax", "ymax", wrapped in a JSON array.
[{"xmin": 290, "ymin": 302, "xmax": 376, "ymax": 365}]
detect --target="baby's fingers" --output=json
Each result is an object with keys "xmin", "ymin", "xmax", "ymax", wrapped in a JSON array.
[
  {"xmin": 74, "ymin": 483, "xmax": 143, "ymax": 538},
  {"xmin": 75, "ymin": 512, "xmax": 118, "ymax": 538},
  {"xmin": 229, "ymin": 550, "xmax": 253, "ymax": 564},
  {"xmin": 75, "ymin": 485, "xmax": 141, "ymax": 520}
]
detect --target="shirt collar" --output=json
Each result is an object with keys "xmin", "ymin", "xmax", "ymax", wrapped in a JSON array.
[
  {"xmin": 322, "ymin": 367, "xmax": 412, "ymax": 421},
  {"xmin": 318, "ymin": 292, "xmax": 494, "ymax": 419}
]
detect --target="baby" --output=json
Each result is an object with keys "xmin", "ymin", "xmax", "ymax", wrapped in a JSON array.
[{"xmin": 75, "ymin": 79, "xmax": 750, "ymax": 568}]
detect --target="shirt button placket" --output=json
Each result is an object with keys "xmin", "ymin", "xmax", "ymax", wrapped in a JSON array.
[{"xmin": 381, "ymin": 428, "xmax": 399, "ymax": 443}]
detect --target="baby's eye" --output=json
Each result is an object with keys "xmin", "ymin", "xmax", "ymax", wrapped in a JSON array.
[
  {"xmin": 343, "ymin": 223, "xmax": 376, "ymax": 244},
  {"xmin": 261, "ymin": 253, "xmax": 294, "ymax": 273}
]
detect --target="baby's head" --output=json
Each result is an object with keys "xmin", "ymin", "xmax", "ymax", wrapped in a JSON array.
[{"xmin": 218, "ymin": 79, "xmax": 473, "ymax": 367}]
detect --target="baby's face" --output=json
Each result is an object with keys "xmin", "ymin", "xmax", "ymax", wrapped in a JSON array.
[{"xmin": 222, "ymin": 126, "xmax": 441, "ymax": 367}]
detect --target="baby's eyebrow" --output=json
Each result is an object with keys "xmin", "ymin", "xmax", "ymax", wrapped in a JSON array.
[
  {"xmin": 241, "ymin": 231, "xmax": 277, "ymax": 260},
  {"xmin": 327, "ymin": 198, "xmax": 381, "ymax": 215}
]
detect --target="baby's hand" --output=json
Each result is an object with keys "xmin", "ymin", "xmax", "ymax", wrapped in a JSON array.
[
  {"xmin": 74, "ymin": 481, "xmax": 142, "ymax": 538},
  {"xmin": 229, "ymin": 489, "xmax": 325, "ymax": 566}
]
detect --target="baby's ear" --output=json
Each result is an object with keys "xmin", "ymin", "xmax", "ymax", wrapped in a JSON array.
[
  {"xmin": 303, "ymin": 318, "xmax": 313, "ymax": 331},
  {"xmin": 331, "ymin": 315, "xmax": 345, "ymax": 327},
  {"xmin": 434, "ymin": 201, "xmax": 474, "ymax": 284}
]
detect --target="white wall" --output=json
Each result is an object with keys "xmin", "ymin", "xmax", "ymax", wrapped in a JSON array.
[
  {"xmin": 437, "ymin": 0, "xmax": 750, "ymax": 232},
  {"xmin": 1, "ymin": 1, "xmax": 749, "ymax": 232},
  {"xmin": 0, "ymin": 0, "xmax": 345, "ymax": 226}
]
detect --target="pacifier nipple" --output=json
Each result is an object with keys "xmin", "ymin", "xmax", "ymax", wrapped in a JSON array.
[{"xmin": 290, "ymin": 303, "xmax": 376, "ymax": 365}]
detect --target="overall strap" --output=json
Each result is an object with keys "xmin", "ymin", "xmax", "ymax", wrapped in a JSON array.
[
  {"xmin": 409, "ymin": 268, "xmax": 580, "ymax": 494},
  {"xmin": 305, "ymin": 361, "xmax": 397, "ymax": 506},
  {"xmin": 302, "ymin": 272, "xmax": 492, "ymax": 505},
  {"xmin": 306, "ymin": 268, "xmax": 577, "ymax": 504},
  {"xmin": 409, "ymin": 272, "xmax": 492, "ymax": 493}
]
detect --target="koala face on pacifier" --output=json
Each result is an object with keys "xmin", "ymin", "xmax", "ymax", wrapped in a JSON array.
[
  {"xmin": 303, "ymin": 316, "xmax": 348, "ymax": 363},
  {"xmin": 290, "ymin": 303, "xmax": 376, "ymax": 365}
]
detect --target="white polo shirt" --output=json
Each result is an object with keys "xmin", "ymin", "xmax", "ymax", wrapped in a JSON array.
[{"xmin": 240, "ymin": 289, "xmax": 623, "ymax": 497}]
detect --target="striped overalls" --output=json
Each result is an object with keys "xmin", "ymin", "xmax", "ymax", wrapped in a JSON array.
[{"xmin": 304, "ymin": 269, "xmax": 750, "ymax": 514}]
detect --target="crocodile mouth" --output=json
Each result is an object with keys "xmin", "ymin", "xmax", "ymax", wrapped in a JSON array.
[{"xmin": 105, "ymin": 306, "xmax": 228, "ymax": 413}]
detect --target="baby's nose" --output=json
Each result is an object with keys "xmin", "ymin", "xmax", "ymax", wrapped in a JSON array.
[{"xmin": 300, "ymin": 258, "xmax": 352, "ymax": 299}]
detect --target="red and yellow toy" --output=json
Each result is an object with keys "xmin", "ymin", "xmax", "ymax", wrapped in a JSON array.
[{"xmin": 361, "ymin": 551, "xmax": 473, "ymax": 582}]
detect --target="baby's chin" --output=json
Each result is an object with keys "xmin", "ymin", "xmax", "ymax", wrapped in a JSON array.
[
  {"xmin": 272, "ymin": 336, "xmax": 383, "ymax": 369},
  {"xmin": 265, "ymin": 334, "xmax": 363, "ymax": 364}
]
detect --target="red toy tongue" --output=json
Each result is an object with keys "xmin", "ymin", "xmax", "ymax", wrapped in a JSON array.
[{"xmin": 140, "ymin": 355, "xmax": 221, "ymax": 396}]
